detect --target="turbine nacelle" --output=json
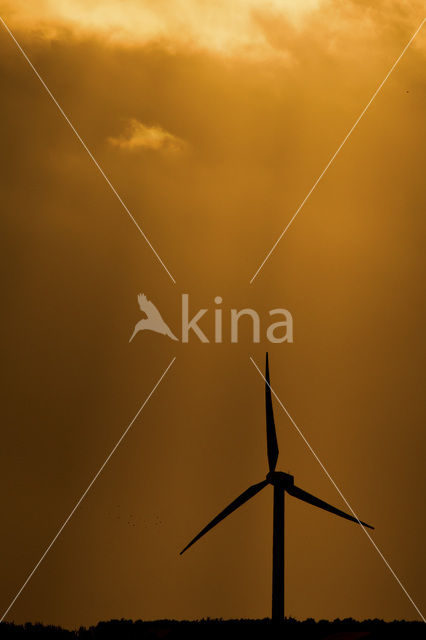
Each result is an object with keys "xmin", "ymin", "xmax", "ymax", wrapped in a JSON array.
[{"xmin": 266, "ymin": 471, "xmax": 294, "ymax": 489}]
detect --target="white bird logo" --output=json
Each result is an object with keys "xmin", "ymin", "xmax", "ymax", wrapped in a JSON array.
[{"xmin": 129, "ymin": 294, "xmax": 178, "ymax": 342}]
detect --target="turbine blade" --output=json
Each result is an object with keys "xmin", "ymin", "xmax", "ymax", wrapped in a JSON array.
[
  {"xmin": 287, "ymin": 485, "xmax": 374, "ymax": 529},
  {"xmin": 180, "ymin": 480, "xmax": 269, "ymax": 555},
  {"xmin": 265, "ymin": 353, "xmax": 279, "ymax": 472}
]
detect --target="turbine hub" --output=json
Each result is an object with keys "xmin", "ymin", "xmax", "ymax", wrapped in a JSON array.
[{"xmin": 266, "ymin": 471, "xmax": 294, "ymax": 489}]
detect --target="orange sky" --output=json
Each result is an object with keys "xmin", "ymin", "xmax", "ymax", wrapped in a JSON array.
[{"xmin": 0, "ymin": 0, "xmax": 425, "ymax": 629}]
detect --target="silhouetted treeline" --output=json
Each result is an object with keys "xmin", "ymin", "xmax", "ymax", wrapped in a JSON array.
[{"xmin": 0, "ymin": 618, "xmax": 424, "ymax": 639}]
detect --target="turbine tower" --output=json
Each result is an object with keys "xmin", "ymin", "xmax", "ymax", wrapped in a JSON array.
[{"xmin": 180, "ymin": 353, "xmax": 374, "ymax": 622}]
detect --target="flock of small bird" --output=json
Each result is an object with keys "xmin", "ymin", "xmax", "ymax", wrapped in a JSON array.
[{"xmin": 109, "ymin": 506, "xmax": 164, "ymax": 528}]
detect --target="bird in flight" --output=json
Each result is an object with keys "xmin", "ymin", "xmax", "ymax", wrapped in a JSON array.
[{"xmin": 129, "ymin": 293, "xmax": 178, "ymax": 342}]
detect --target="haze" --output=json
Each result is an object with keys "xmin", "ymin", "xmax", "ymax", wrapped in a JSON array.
[{"xmin": 0, "ymin": 0, "xmax": 425, "ymax": 629}]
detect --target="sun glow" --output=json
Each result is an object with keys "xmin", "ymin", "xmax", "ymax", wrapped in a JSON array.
[{"xmin": 4, "ymin": 0, "xmax": 323, "ymax": 56}]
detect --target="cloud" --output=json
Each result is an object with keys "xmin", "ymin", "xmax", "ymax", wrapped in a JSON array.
[
  {"xmin": 2, "ymin": 0, "xmax": 425, "ymax": 65},
  {"xmin": 1, "ymin": 0, "xmax": 321, "ymax": 59},
  {"xmin": 108, "ymin": 119, "xmax": 187, "ymax": 153}
]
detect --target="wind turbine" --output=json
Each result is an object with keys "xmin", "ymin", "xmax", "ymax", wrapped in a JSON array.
[{"xmin": 180, "ymin": 353, "xmax": 374, "ymax": 622}]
